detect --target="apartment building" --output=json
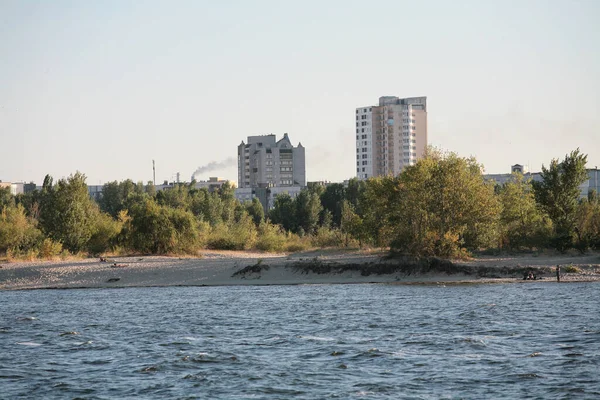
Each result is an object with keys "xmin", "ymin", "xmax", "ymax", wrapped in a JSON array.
[
  {"xmin": 356, "ymin": 96, "xmax": 427, "ymax": 179},
  {"xmin": 237, "ymin": 133, "xmax": 306, "ymax": 188}
]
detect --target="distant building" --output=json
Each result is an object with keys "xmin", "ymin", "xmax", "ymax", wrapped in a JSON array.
[
  {"xmin": 0, "ymin": 181, "xmax": 26, "ymax": 196},
  {"xmin": 237, "ymin": 133, "xmax": 306, "ymax": 188},
  {"xmin": 192, "ymin": 177, "xmax": 235, "ymax": 192},
  {"xmin": 484, "ymin": 164, "xmax": 600, "ymax": 199},
  {"xmin": 356, "ymin": 96, "xmax": 427, "ymax": 180},
  {"xmin": 236, "ymin": 133, "xmax": 306, "ymax": 212}
]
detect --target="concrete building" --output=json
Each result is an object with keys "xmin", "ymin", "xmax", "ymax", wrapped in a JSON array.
[
  {"xmin": 235, "ymin": 185, "xmax": 303, "ymax": 214},
  {"xmin": 356, "ymin": 96, "xmax": 427, "ymax": 180},
  {"xmin": 484, "ymin": 164, "xmax": 600, "ymax": 199},
  {"xmin": 238, "ymin": 133, "xmax": 305, "ymax": 188},
  {"xmin": 0, "ymin": 181, "xmax": 27, "ymax": 196},
  {"xmin": 236, "ymin": 133, "xmax": 306, "ymax": 212}
]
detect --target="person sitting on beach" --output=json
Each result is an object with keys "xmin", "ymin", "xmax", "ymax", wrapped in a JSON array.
[{"xmin": 525, "ymin": 271, "xmax": 535, "ymax": 280}]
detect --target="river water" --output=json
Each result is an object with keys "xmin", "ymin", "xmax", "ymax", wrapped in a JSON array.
[{"xmin": 1, "ymin": 283, "xmax": 599, "ymax": 399}]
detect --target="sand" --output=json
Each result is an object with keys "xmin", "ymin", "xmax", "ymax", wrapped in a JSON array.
[{"xmin": 1, "ymin": 250, "xmax": 600, "ymax": 290}]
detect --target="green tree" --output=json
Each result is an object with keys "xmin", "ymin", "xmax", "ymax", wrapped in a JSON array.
[
  {"xmin": 245, "ymin": 198, "xmax": 265, "ymax": 226},
  {"xmin": 295, "ymin": 190, "xmax": 322, "ymax": 235},
  {"xmin": 574, "ymin": 193, "xmax": 600, "ymax": 251},
  {"xmin": 340, "ymin": 200, "xmax": 363, "ymax": 247},
  {"xmin": 390, "ymin": 149, "xmax": 500, "ymax": 257},
  {"xmin": 0, "ymin": 186, "xmax": 14, "ymax": 211},
  {"xmin": 498, "ymin": 174, "xmax": 552, "ymax": 250},
  {"xmin": 320, "ymin": 183, "xmax": 346, "ymax": 227},
  {"xmin": 269, "ymin": 193, "xmax": 297, "ymax": 232},
  {"xmin": 532, "ymin": 149, "xmax": 589, "ymax": 251},
  {"xmin": 128, "ymin": 198, "xmax": 203, "ymax": 254},
  {"xmin": 0, "ymin": 204, "xmax": 43, "ymax": 255},
  {"xmin": 39, "ymin": 172, "xmax": 100, "ymax": 253},
  {"xmin": 156, "ymin": 184, "xmax": 191, "ymax": 210}
]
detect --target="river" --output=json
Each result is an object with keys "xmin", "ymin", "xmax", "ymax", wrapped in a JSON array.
[{"xmin": 1, "ymin": 283, "xmax": 599, "ymax": 399}]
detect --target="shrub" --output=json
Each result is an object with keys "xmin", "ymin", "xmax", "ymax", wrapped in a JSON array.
[
  {"xmin": 0, "ymin": 205, "xmax": 43, "ymax": 255},
  {"xmin": 87, "ymin": 212, "xmax": 122, "ymax": 255},
  {"xmin": 563, "ymin": 264, "xmax": 581, "ymax": 273},
  {"xmin": 39, "ymin": 238, "xmax": 63, "ymax": 259},
  {"xmin": 254, "ymin": 222, "xmax": 287, "ymax": 252},
  {"xmin": 311, "ymin": 226, "xmax": 344, "ymax": 248}
]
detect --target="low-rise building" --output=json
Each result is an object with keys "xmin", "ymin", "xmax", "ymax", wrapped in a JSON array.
[{"xmin": 484, "ymin": 164, "xmax": 600, "ymax": 199}]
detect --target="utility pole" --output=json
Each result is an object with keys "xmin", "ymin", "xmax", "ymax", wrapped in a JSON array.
[{"xmin": 153, "ymin": 160, "xmax": 156, "ymax": 186}]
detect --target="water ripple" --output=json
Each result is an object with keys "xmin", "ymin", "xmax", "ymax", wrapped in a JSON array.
[{"xmin": 1, "ymin": 283, "xmax": 599, "ymax": 398}]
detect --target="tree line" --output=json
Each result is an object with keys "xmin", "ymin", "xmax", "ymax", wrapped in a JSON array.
[{"xmin": 1, "ymin": 147, "xmax": 599, "ymax": 260}]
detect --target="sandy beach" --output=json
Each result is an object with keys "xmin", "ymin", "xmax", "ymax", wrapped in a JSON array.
[{"xmin": 1, "ymin": 250, "xmax": 600, "ymax": 290}]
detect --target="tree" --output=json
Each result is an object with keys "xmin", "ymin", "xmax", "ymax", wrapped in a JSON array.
[
  {"xmin": 0, "ymin": 187, "xmax": 14, "ymax": 211},
  {"xmin": 532, "ymin": 149, "xmax": 589, "ymax": 251},
  {"xmin": 574, "ymin": 193, "xmax": 600, "ymax": 252},
  {"xmin": 340, "ymin": 200, "xmax": 363, "ymax": 247},
  {"xmin": 390, "ymin": 149, "xmax": 500, "ymax": 257},
  {"xmin": 498, "ymin": 174, "xmax": 552, "ymax": 250},
  {"xmin": 295, "ymin": 189, "xmax": 322, "ymax": 235},
  {"xmin": 38, "ymin": 172, "xmax": 104, "ymax": 253},
  {"xmin": 320, "ymin": 183, "xmax": 346, "ymax": 227},
  {"xmin": 269, "ymin": 193, "xmax": 297, "ymax": 232},
  {"xmin": 245, "ymin": 198, "xmax": 265, "ymax": 227},
  {"xmin": 128, "ymin": 198, "xmax": 203, "ymax": 254},
  {"xmin": 0, "ymin": 204, "xmax": 43, "ymax": 255}
]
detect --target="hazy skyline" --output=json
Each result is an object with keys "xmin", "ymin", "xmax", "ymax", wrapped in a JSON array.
[{"xmin": 1, "ymin": 0, "xmax": 599, "ymax": 185}]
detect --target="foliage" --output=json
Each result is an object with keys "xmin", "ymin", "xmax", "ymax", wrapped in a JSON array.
[
  {"xmin": 87, "ymin": 211, "xmax": 123, "ymax": 255},
  {"xmin": 0, "ymin": 187, "xmax": 15, "ymax": 211},
  {"xmin": 532, "ymin": 149, "xmax": 589, "ymax": 252},
  {"xmin": 38, "ymin": 172, "xmax": 104, "ymax": 253},
  {"xmin": 245, "ymin": 198, "xmax": 264, "ymax": 227},
  {"xmin": 128, "ymin": 198, "xmax": 203, "ymax": 254},
  {"xmin": 340, "ymin": 200, "xmax": 363, "ymax": 247},
  {"xmin": 574, "ymin": 193, "xmax": 600, "ymax": 252},
  {"xmin": 498, "ymin": 174, "xmax": 553, "ymax": 250},
  {"xmin": 38, "ymin": 238, "xmax": 64, "ymax": 259},
  {"xmin": 254, "ymin": 222, "xmax": 288, "ymax": 252},
  {"xmin": 320, "ymin": 183, "xmax": 346, "ymax": 227},
  {"xmin": 269, "ymin": 193, "xmax": 297, "ymax": 232},
  {"xmin": 310, "ymin": 226, "xmax": 344, "ymax": 248},
  {"xmin": 295, "ymin": 190, "xmax": 322, "ymax": 235},
  {"xmin": 0, "ymin": 204, "xmax": 43, "ymax": 255},
  {"xmin": 389, "ymin": 149, "xmax": 500, "ymax": 257}
]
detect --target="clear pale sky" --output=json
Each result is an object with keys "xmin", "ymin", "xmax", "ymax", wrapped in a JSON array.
[{"xmin": 1, "ymin": 0, "xmax": 599, "ymax": 185}]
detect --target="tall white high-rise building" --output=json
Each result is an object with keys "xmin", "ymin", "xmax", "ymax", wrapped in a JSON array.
[
  {"xmin": 355, "ymin": 96, "xmax": 427, "ymax": 179},
  {"xmin": 237, "ymin": 133, "xmax": 306, "ymax": 188}
]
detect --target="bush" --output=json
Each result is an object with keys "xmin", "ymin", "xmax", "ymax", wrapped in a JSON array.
[
  {"xmin": 207, "ymin": 222, "xmax": 247, "ymax": 250},
  {"xmin": 563, "ymin": 264, "xmax": 581, "ymax": 273},
  {"xmin": 0, "ymin": 205, "xmax": 43, "ymax": 255},
  {"xmin": 311, "ymin": 227, "xmax": 344, "ymax": 248},
  {"xmin": 254, "ymin": 222, "xmax": 287, "ymax": 252},
  {"xmin": 39, "ymin": 238, "xmax": 63, "ymax": 259},
  {"xmin": 87, "ymin": 212, "xmax": 122, "ymax": 255}
]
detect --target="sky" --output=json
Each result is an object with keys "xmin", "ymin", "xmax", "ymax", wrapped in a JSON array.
[{"xmin": 1, "ymin": 0, "xmax": 599, "ymax": 185}]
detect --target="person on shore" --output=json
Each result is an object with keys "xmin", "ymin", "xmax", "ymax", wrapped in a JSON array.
[{"xmin": 556, "ymin": 265, "xmax": 561, "ymax": 282}]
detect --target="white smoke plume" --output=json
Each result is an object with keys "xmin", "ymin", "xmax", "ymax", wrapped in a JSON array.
[{"xmin": 192, "ymin": 157, "xmax": 236, "ymax": 180}]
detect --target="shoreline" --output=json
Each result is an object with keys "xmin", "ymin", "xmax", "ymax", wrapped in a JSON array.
[{"xmin": 1, "ymin": 250, "xmax": 599, "ymax": 291}]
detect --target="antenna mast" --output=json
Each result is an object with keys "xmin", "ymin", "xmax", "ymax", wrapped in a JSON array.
[{"xmin": 153, "ymin": 160, "xmax": 156, "ymax": 186}]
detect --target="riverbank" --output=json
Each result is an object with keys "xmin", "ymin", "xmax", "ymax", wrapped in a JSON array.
[{"xmin": 1, "ymin": 250, "xmax": 600, "ymax": 290}]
